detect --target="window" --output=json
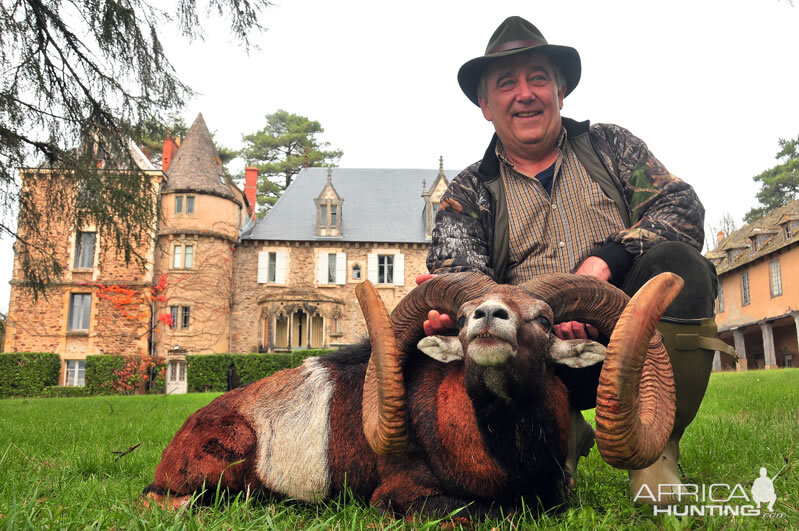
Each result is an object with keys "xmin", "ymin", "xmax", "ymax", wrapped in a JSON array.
[
  {"xmin": 352, "ymin": 264, "xmax": 362, "ymax": 280},
  {"xmin": 717, "ymin": 282, "xmax": 725, "ymax": 313},
  {"xmin": 268, "ymin": 252, "xmax": 277, "ymax": 283},
  {"xmin": 68, "ymin": 293, "xmax": 91, "ymax": 330},
  {"xmin": 169, "ymin": 306, "xmax": 190, "ymax": 330},
  {"xmin": 367, "ymin": 252, "xmax": 405, "ymax": 286},
  {"xmin": 378, "ymin": 254, "xmax": 393, "ymax": 284},
  {"xmin": 181, "ymin": 306, "xmax": 190, "ymax": 329},
  {"xmin": 328, "ymin": 253, "xmax": 337, "ymax": 283},
  {"xmin": 317, "ymin": 252, "xmax": 346, "ymax": 285},
  {"xmin": 184, "ymin": 245, "xmax": 193, "ymax": 269},
  {"xmin": 741, "ymin": 271, "xmax": 750, "ymax": 306},
  {"xmin": 172, "ymin": 244, "xmax": 194, "ymax": 269},
  {"xmin": 175, "ymin": 195, "xmax": 195, "ymax": 215},
  {"xmin": 330, "ymin": 205, "xmax": 337, "ymax": 226},
  {"xmin": 64, "ymin": 360, "xmax": 85, "ymax": 386},
  {"xmin": 784, "ymin": 223, "xmax": 793, "ymax": 240},
  {"xmin": 786, "ymin": 355, "xmax": 793, "ymax": 368},
  {"xmin": 173, "ymin": 246, "xmax": 182, "ymax": 268},
  {"xmin": 257, "ymin": 250, "xmax": 287, "ymax": 284},
  {"xmin": 73, "ymin": 231, "xmax": 96, "ymax": 269},
  {"xmin": 169, "ymin": 360, "xmax": 186, "ymax": 382},
  {"xmin": 769, "ymin": 260, "xmax": 782, "ymax": 297}
]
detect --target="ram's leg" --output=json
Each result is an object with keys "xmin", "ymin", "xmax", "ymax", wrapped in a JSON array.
[{"xmin": 371, "ymin": 457, "xmax": 490, "ymax": 518}]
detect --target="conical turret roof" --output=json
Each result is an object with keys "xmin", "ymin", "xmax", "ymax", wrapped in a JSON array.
[{"xmin": 163, "ymin": 113, "xmax": 235, "ymax": 200}]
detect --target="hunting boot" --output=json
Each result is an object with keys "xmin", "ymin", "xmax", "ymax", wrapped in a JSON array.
[
  {"xmin": 629, "ymin": 316, "xmax": 736, "ymax": 504},
  {"xmin": 565, "ymin": 407, "xmax": 595, "ymax": 487}
]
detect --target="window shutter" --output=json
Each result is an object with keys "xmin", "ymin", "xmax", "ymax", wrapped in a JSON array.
[
  {"xmin": 257, "ymin": 251, "xmax": 268, "ymax": 283},
  {"xmin": 336, "ymin": 253, "xmax": 346, "ymax": 285},
  {"xmin": 367, "ymin": 253, "xmax": 378, "ymax": 283},
  {"xmin": 393, "ymin": 253, "xmax": 405, "ymax": 286},
  {"xmin": 275, "ymin": 251, "xmax": 287, "ymax": 284},
  {"xmin": 317, "ymin": 253, "xmax": 328, "ymax": 285}
]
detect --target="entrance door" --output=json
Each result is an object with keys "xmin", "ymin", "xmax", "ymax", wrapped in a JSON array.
[{"xmin": 166, "ymin": 358, "xmax": 187, "ymax": 394}]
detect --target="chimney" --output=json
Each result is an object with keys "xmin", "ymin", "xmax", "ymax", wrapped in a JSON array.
[
  {"xmin": 717, "ymin": 231, "xmax": 726, "ymax": 246},
  {"xmin": 245, "ymin": 167, "xmax": 258, "ymax": 218},
  {"xmin": 161, "ymin": 137, "xmax": 180, "ymax": 172}
]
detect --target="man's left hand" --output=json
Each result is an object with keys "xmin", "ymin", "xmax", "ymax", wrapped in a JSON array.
[{"xmin": 553, "ymin": 256, "xmax": 610, "ymax": 340}]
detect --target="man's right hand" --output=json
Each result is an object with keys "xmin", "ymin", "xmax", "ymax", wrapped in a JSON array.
[
  {"xmin": 416, "ymin": 274, "xmax": 457, "ymax": 336},
  {"xmin": 424, "ymin": 309, "xmax": 456, "ymax": 336}
]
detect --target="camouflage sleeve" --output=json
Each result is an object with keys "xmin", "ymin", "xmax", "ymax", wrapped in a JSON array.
[
  {"xmin": 426, "ymin": 163, "xmax": 496, "ymax": 276},
  {"xmin": 590, "ymin": 123, "xmax": 705, "ymax": 256}
]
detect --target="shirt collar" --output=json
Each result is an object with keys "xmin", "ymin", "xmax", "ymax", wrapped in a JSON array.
[{"xmin": 494, "ymin": 127, "xmax": 568, "ymax": 170}]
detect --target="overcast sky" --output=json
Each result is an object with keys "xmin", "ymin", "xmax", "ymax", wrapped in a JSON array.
[{"xmin": 2, "ymin": 0, "xmax": 798, "ymax": 313}]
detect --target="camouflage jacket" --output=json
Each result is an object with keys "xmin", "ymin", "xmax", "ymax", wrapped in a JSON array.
[{"xmin": 426, "ymin": 118, "xmax": 705, "ymax": 283}]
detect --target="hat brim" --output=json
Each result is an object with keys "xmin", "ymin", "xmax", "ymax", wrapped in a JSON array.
[{"xmin": 457, "ymin": 44, "xmax": 581, "ymax": 106}]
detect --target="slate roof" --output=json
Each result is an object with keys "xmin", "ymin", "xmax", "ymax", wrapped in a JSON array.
[
  {"xmin": 162, "ymin": 113, "xmax": 235, "ymax": 201},
  {"xmin": 706, "ymin": 199, "xmax": 799, "ymax": 274},
  {"xmin": 245, "ymin": 167, "xmax": 456, "ymax": 243}
]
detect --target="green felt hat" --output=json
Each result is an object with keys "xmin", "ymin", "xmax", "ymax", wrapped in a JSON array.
[{"xmin": 458, "ymin": 16, "xmax": 581, "ymax": 106}]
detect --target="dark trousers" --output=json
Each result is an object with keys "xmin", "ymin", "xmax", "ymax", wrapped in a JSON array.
[
  {"xmin": 621, "ymin": 241, "xmax": 717, "ymax": 319},
  {"xmin": 561, "ymin": 241, "xmax": 718, "ymax": 409}
]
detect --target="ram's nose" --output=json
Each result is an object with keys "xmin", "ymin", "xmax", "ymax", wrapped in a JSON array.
[{"xmin": 472, "ymin": 302, "xmax": 510, "ymax": 326}]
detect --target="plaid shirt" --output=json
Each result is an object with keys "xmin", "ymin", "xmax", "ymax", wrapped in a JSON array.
[
  {"xmin": 499, "ymin": 130, "xmax": 625, "ymax": 284},
  {"xmin": 427, "ymin": 120, "xmax": 705, "ymax": 283}
]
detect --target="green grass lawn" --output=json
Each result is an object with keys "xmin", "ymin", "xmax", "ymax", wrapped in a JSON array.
[{"xmin": 0, "ymin": 369, "xmax": 797, "ymax": 529}]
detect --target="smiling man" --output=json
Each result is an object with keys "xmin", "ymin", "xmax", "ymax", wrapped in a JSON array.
[{"xmin": 425, "ymin": 16, "xmax": 735, "ymax": 503}]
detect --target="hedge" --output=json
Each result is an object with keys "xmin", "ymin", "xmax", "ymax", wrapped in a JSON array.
[
  {"xmin": 85, "ymin": 354, "xmax": 166, "ymax": 395},
  {"xmin": 85, "ymin": 355, "xmax": 126, "ymax": 395},
  {"xmin": 187, "ymin": 350, "xmax": 334, "ymax": 393},
  {"xmin": 39, "ymin": 385, "xmax": 93, "ymax": 398},
  {"xmin": 0, "ymin": 353, "xmax": 61, "ymax": 398}
]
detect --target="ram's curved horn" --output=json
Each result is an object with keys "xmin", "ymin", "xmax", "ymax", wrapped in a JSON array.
[
  {"xmin": 521, "ymin": 272, "xmax": 680, "ymax": 469},
  {"xmin": 594, "ymin": 273, "xmax": 681, "ymax": 469},
  {"xmin": 357, "ymin": 272, "xmax": 497, "ymax": 456}
]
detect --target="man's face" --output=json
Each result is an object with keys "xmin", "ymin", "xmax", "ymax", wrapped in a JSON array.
[{"xmin": 478, "ymin": 52, "xmax": 565, "ymax": 161}]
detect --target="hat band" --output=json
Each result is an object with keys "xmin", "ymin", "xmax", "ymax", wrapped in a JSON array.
[{"xmin": 487, "ymin": 38, "xmax": 545, "ymax": 55}]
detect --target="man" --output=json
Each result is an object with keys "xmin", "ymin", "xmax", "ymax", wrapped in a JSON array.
[{"xmin": 424, "ymin": 16, "xmax": 734, "ymax": 502}]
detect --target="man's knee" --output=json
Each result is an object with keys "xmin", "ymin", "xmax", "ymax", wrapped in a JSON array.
[{"xmin": 622, "ymin": 241, "xmax": 717, "ymax": 318}]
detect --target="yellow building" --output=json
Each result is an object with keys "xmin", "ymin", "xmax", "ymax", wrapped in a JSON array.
[{"xmin": 707, "ymin": 201, "xmax": 799, "ymax": 371}]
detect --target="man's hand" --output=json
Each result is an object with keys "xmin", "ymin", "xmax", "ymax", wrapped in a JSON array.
[
  {"xmin": 573, "ymin": 256, "xmax": 611, "ymax": 282},
  {"xmin": 416, "ymin": 274, "xmax": 457, "ymax": 336},
  {"xmin": 552, "ymin": 257, "xmax": 610, "ymax": 340}
]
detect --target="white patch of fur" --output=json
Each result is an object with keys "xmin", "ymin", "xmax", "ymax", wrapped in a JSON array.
[
  {"xmin": 547, "ymin": 339, "xmax": 606, "ymax": 368},
  {"xmin": 418, "ymin": 335, "xmax": 464, "ymax": 362},
  {"xmin": 248, "ymin": 358, "xmax": 333, "ymax": 501}
]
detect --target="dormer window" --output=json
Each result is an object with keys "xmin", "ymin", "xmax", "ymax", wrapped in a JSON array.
[{"xmin": 314, "ymin": 167, "xmax": 344, "ymax": 237}]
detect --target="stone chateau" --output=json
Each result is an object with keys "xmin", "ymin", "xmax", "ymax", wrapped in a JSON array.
[{"xmin": 4, "ymin": 114, "xmax": 451, "ymax": 390}]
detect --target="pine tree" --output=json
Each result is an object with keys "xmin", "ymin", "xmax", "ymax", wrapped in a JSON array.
[
  {"xmin": 1, "ymin": 0, "xmax": 270, "ymax": 296},
  {"xmin": 240, "ymin": 110, "xmax": 342, "ymax": 213},
  {"xmin": 744, "ymin": 136, "xmax": 799, "ymax": 223}
]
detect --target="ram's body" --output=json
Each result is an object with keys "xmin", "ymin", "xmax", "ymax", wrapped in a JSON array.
[
  {"xmin": 148, "ymin": 346, "xmax": 570, "ymax": 514},
  {"xmin": 146, "ymin": 272, "xmax": 680, "ymax": 516}
]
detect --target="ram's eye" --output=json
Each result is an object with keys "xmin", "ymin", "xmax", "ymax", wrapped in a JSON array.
[
  {"xmin": 536, "ymin": 316, "xmax": 552, "ymax": 330},
  {"xmin": 457, "ymin": 316, "xmax": 466, "ymax": 329}
]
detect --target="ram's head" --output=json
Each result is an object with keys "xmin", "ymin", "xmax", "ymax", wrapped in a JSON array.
[{"xmin": 357, "ymin": 271, "xmax": 682, "ymax": 470}]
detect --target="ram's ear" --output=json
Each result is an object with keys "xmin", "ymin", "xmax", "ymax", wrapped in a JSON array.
[
  {"xmin": 417, "ymin": 336, "xmax": 464, "ymax": 363},
  {"xmin": 548, "ymin": 338, "xmax": 606, "ymax": 368}
]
